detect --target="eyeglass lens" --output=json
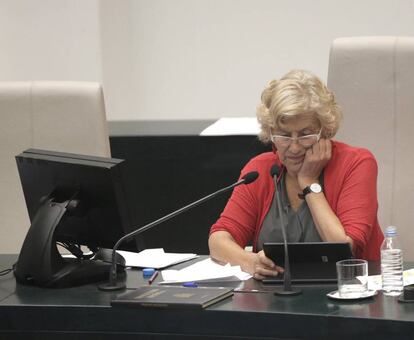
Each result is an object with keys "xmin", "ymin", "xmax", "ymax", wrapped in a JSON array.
[{"xmin": 273, "ymin": 135, "xmax": 318, "ymax": 146}]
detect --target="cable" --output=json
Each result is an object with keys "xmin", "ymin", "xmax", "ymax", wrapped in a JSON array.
[
  {"xmin": 0, "ymin": 263, "xmax": 15, "ymax": 276},
  {"xmin": 57, "ymin": 242, "xmax": 95, "ymax": 260}
]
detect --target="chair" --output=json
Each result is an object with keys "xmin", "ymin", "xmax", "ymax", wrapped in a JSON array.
[
  {"xmin": 327, "ymin": 36, "xmax": 414, "ymax": 260},
  {"xmin": 0, "ymin": 81, "xmax": 110, "ymax": 253}
]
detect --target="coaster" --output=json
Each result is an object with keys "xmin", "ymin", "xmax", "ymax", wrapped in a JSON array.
[{"xmin": 327, "ymin": 290, "xmax": 377, "ymax": 300}]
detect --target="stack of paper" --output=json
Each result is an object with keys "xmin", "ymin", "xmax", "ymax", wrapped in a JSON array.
[
  {"xmin": 160, "ymin": 258, "xmax": 252, "ymax": 283},
  {"xmin": 199, "ymin": 117, "xmax": 260, "ymax": 136},
  {"xmin": 367, "ymin": 268, "xmax": 414, "ymax": 291},
  {"xmin": 117, "ymin": 248, "xmax": 198, "ymax": 269}
]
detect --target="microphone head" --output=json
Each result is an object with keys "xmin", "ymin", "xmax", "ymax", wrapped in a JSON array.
[
  {"xmin": 242, "ymin": 171, "xmax": 259, "ymax": 184},
  {"xmin": 270, "ymin": 164, "xmax": 280, "ymax": 178}
]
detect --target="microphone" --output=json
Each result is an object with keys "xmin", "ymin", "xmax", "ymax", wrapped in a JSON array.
[
  {"xmin": 270, "ymin": 165, "xmax": 301, "ymax": 296},
  {"xmin": 99, "ymin": 171, "xmax": 259, "ymax": 291}
]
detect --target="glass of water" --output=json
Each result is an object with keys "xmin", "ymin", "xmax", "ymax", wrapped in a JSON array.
[{"xmin": 336, "ymin": 259, "xmax": 368, "ymax": 298}]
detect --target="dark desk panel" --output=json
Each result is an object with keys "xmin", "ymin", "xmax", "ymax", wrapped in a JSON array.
[
  {"xmin": 109, "ymin": 120, "xmax": 270, "ymax": 254},
  {"xmin": 1, "ymin": 255, "xmax": 414, "ymax": 340}
]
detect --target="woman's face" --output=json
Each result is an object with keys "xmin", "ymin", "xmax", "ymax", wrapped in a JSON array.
[{"xmin": 271, "ymin": 115, "xmax": 321, "ymax": 175}]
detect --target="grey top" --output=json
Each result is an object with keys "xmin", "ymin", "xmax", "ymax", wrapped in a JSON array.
[{"xmin": 256, "ymin": 171, "xmax": 323, "ymax": 252}]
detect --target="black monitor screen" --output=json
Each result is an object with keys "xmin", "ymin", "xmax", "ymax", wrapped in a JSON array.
[{"xmin": 16, "ymin": 148, "xmax": 133, "ymax": 250}]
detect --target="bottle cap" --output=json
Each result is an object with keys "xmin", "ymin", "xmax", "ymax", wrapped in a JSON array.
[
  {"xmin": 385, "ymin": 225, "xmax": 397, "ymax": 236},
  {"xmin": 143, "ymin": 268, "xmax": 155, "ymax": 278}
]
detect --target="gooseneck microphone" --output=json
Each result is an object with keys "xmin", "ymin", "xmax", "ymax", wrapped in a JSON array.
[
  {"xmin": 99, "ymin": 171, "xmax": 259, "ymax": 291},
  {"xmin": 270, "ymin": 165, "xmax": 302, "ymax": 296}
]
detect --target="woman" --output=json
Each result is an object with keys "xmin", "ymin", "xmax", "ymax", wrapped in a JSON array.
[{"xmin": 208, "ymin": 69, "xmax": 384, "ymax": 279}]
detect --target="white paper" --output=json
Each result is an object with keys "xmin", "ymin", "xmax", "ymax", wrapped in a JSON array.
[
  {"xmin": 160, "ymin": 257, "xmax": 252, "ymax": 283},
  {"xmin": 200, "ymin": 117, "xmax": 260, "ymax": 136},
  {"xmin": 117, "ymin": 248, "xmax": 198, "ymax": 269},
  {"xmin": 366, "ymin": 268, "xmax": 414, "ymax": 291}
]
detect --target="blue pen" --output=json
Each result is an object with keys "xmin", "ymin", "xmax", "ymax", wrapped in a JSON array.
[{"xmin": 182, "ymin": 282, "xmax": 198, "ymax": 287}]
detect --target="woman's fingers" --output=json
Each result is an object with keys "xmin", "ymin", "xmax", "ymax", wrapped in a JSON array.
[
  {"xmin": 299, "ymin": 139, "xmax": 332, "ymax": 185},
  {"xmin": 257, "ymin": 250, "xmax": 275, "ymax": 268},
  {"xmin": 252, "ymin": 251, "xmax": 284, "ymax": 279},
  {"xmin": 253, "ymin": 266, "xmax": 282, "ymax": 280}
]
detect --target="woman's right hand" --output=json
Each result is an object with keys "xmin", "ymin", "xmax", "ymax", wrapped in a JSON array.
[
  {"xmin": 208, "ymin": 231, "xmax": 284, "ymax": 280},
  {"xmin": 246, "ymin": 250, "xmax": 284, "ymax": 280}
]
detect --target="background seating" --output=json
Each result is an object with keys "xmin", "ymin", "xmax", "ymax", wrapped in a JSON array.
[
  {"xmin": 0, "ymin": 81, "xmax": 110, "ymax": 253},
  {"xmin": 328, "ymin": 36, "xmax": 414, "ymax": 260}
]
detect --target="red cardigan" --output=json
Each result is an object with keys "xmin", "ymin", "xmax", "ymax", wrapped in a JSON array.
[{"xmin": 210, "ymin": 141, "xmax": 384, "ymax": 260}]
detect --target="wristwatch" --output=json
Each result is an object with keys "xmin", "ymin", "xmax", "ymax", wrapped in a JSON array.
[{"xmin": 298, "ymin": 183, "xmax": 322, "ymax": 199}]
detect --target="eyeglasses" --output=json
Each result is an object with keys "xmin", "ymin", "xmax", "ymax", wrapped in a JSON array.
[{"xmin": 270, "ymin": 129, "xmax": 322, "ymax": 147}]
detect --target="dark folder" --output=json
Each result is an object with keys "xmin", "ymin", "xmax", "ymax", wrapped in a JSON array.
[
  {"xmin": 111, "ymin": 285, "xmax": 233, "ymax": 309},
  {"xmin": 262, "ymin": 242, "xmax": 353, "ymax": 284}
]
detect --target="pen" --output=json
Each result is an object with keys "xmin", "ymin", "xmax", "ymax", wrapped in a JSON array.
[
  {"xmin": 233, "ymin": 288, "xmax": 270, "ymax": 293},
  {"xmin": 148, "ymin": 270, "xmax": 159, "ymax": 285}
]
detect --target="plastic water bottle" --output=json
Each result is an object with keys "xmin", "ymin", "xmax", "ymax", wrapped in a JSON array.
[{"xmin": 381, "ymin": 226, "xmax": 404, "ymax": 296}]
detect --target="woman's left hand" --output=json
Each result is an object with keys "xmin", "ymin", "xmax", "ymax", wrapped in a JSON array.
[{"xmin": 297, "ymin": 139, "xmax": 332, "ymax": 188}]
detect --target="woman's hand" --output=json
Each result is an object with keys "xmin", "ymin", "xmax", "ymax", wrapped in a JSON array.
[
  {"xmin": 297, "ymin": 139, "xmax": 332, "ymax": 188},
  {"xmin": 248, "ymin": 250, "xmax": 284, "ymax": 280},
  {"xmin": 209, "ymin": 231, "xmax": 283, "ymax": 280}
]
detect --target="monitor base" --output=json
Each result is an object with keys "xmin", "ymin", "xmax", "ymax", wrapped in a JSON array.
[{"xmin": 15, "ymin": 256, "xmax": 125, "ymax": 288}]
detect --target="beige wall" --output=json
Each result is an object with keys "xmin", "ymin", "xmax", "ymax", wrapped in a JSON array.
[
  {"xmin": 1, "ymin": 0, "xmax": 413, "ymax": 121},
  {"xmin": 0, "ymin": 0, "xmax": 102, "ymax": 82},
  {"xmin": 0, "ymin": 0, "xmax": 414, "ymax": 253}
]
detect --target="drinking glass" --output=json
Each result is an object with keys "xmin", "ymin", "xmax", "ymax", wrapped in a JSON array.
[{"xmin": 336, "ymin": 259, "xmax": 368, "ymax": 298}]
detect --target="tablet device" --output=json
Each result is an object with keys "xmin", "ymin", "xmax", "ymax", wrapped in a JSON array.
[{"xmin": 262, "ymin": 242, "xmax": 353, "ymax": 284}]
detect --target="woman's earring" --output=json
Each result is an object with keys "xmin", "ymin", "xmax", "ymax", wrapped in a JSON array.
[{"xmin": 272, "ymin": 144, "xmax": 277, "ymax": 153}]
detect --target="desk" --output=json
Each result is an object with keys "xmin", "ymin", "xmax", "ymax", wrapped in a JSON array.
[{"xmin": 1, "ymin": 255, "xmax": 414, "ymax": 339}]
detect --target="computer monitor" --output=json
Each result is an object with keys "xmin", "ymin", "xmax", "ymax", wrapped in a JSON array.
[{"xmin": 14, "ymin": 148, "xmax": 133, "ymax": 288}]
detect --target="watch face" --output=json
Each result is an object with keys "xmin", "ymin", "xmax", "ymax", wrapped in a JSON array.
[{"xmin": 310, "ymin": 183, "xmax": 322, "ymax": 193}]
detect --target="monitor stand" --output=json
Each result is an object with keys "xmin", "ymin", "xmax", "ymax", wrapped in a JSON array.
[{"xmin": 14, "ymin": 197, "xmax": 124, "ymax": 288}]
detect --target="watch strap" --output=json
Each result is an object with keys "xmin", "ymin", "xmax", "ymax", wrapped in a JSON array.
[{"xmin": 298, "ymin": 183, "xmax": 322, "ymax": 200}]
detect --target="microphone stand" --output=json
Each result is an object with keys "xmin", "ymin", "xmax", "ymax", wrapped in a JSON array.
[
  {"xmin": 99, "ymin": 172, "xmax": 258, "ymax": 291},
  {"xmin": 271, "ymin": 167, "xmax": 301, "ymax": 296}
]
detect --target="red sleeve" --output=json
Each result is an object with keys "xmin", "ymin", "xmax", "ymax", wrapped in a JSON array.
[
  {"xmin": 335, "ymin": 152, "xmax": 379, "ymax": 257},
  {"xmin": 209, "ymin": 160, "xmax": 261, "ymax": 248}
]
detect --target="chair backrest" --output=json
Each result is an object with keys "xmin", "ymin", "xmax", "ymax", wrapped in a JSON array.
[
  {"xmin": 0, "ymin": 81, "xmax": 111, "ymax": 253},
  {"xmin": 327, "ymin": 36, "xmax": 414, "ymax": 260}
]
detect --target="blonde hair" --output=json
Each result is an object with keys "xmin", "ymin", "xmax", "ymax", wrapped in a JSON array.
[{"xmin": 256, "ymin": 69, "xmax": 342, "ymax": 144}]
